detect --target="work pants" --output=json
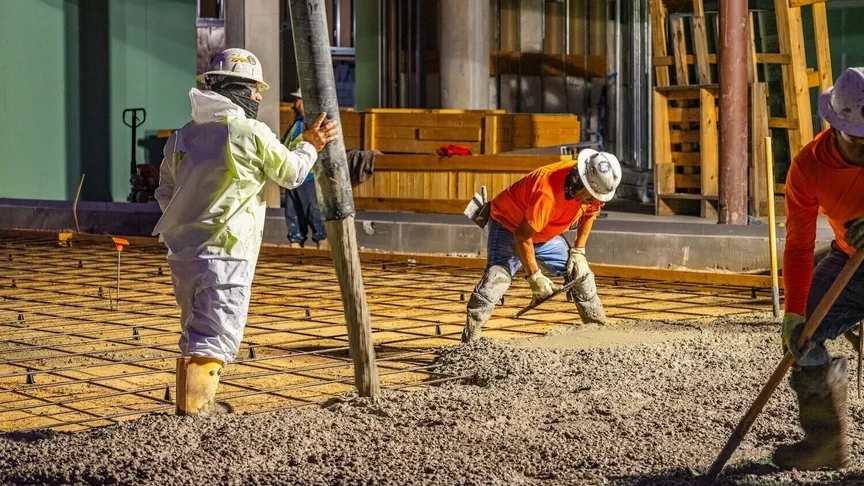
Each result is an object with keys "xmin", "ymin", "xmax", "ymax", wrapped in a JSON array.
[
  {"xmin": 466, "ymin": 219, "xmax": 574, "ymax": 329},
  {"xmin": 799, "ymin": 246, "xmax": 864, "ymax": 367},
  {"xmin": 168, "ymin": 258, "xmax": 255, "ymax": 364},
  {"xmin": 284, "ymin": 179, "xmax": 327, "ymax": 245}
]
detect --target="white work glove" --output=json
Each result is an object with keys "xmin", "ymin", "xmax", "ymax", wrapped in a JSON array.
[
  {"xmin": 527, "ymin": 270, "xmax": 559, "ymax": 302},
  {"xmin": 566, "ymin": 247, "xmax": 591, "ymax": 280}
]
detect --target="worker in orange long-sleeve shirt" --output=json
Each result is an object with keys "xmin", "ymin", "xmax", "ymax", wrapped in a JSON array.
[
  {"xmin": 776, "ymin": 67, "xmax": 864, "ymax": 471},
  {"xmin": 460, "ymin": 149, "xmax": 622, "ymax": 343}
]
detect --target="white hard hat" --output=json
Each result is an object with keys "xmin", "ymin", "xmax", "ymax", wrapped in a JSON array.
[
  {"xmin": 290, "ymin": 87, "xmax": 302, "ymax": 99},
  {"xmin": 576, "ymin": 149, "xmax": 622, "ymax": 202},
  {"xmin": 818, "ymin": 67, "xmax": 864, "ymax": 137},
  {"xmin": 197, "ymin": 48, "xmax": 270, "ymax": 91}
]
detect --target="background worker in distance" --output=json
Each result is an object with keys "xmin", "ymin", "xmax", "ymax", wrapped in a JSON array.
[
  {"xmin": 281, "ymin": 87, "xmax": 328, "ymax": 249},
  {"xmin": 778, "ymin": 67, "xmax": 864, "ymax": 470},
  {"xmin": 152, "ymin": 48, "xmax": 339, "ymax": 416},
  {"xmin": 461, "ymin": 149, "xmax": 622, "ymax": 343}
]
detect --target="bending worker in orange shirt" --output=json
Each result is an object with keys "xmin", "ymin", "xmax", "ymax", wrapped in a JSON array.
[
  {"xmin": 777, "ymin": 67, "xmax": 864, "ymax": 470},
  {"xmin": 461, "ymin": 149, "xmax": 622, "ymax": 343}
]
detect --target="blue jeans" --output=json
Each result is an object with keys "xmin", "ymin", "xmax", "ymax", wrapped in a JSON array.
[
  {"xmin": 463, "ymin": 219, "xmax": 594, "ymax": 341},
  {"xmin": 801, "ymin": 247, "xmax": 864, "ymax": 366},
  {"xmin": 486, "ymin": 219, "xmax": 569, "ymax": 276},
  {"xmin": 283, "ymin": 179, "xmax": 326, "ymax": 244}
]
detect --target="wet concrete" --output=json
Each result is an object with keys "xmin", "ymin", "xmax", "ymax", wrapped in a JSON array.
[{"xmin": 2, "ymin": 314, "xmax": 864, "ymax": 485}]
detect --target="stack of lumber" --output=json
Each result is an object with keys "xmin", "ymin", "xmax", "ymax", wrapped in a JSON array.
[{"xmin": 279, "ymin": 107, "xmax": 582, "ymax": 155}]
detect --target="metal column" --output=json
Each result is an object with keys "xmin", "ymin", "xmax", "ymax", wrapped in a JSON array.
[{"xmin": 718, "ymin": 0, "xmax": 749, "ymax": 224}]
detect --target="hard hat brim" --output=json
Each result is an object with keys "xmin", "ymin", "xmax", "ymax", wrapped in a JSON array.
[
  {"xmin": 577, "ymin": 149, "xmax": 617, "ymax": 203},
  {"xmin": 819, "ymin": 87, "xmax": 864, "ymax": 138},
  {"xmin": 197, "ymin": 70, "xmax": 270, "ymax": 91}
]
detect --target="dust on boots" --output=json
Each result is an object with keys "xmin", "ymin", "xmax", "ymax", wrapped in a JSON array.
[
  {"xmin": 176, "ymin": 356, "xmax": 234, "ymax": 416},
  {"xmin": 772, "ymin": 357, "xmax": 849, "ymax": 471}
]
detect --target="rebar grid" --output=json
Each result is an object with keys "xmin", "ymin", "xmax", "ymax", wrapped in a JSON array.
[{"xmin": 0, "ymin": 235, "xmax": 772, "ymax": 432}]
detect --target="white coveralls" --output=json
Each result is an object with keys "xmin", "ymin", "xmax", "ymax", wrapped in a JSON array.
[{"xmin": 153, "ymin": 88, "xmax": 318, "ymax": 364}]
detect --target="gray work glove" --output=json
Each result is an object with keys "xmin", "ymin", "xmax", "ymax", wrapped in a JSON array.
[
  {"xmin": 845, "ymin": 216, "xmax": 864, "ymax": 251},
  {"xmin": 566, "ymin": 247, "xmax": 591, "ymax": 280},
  {"xmin": 527, "ymin": 270, "xmax": 559, "ymax": 302}
]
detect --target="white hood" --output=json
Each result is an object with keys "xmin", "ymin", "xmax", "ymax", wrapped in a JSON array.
[{"xmin": 189, "ymin": 88, "xmax": 245, "ymax": 123}]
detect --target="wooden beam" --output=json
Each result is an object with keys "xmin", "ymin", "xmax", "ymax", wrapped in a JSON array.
[
  {"xmin": 774, "ymin": 0, "xmax": 813, "ymax": 154},
  {"xmin": 789, "ymin": 0, "xmax": 827, "ymax": 6},
  {"xmin": 700, "ymin": 88, "xmax": 719, "ymax": 197},
  {"xmin": 354, "ymin": 197, "xmax": 468, "ymax": 214},
  {"xmin": 366, "ymin": 108, "xmax": 506, "ymax": 114},
  {"xmin": 812, "ymin": 1, "xmax": 832, "ymax": 131},
  {"xmin": 807, "ymin": 69, "xmax": 820, "ymax": 88},
  {"xmin": 751, "ymin": 83, "xmax": 770, "ymax": 217},
  {"xmin": 671, "ymin": 16, "xmax": 690, "ymax": 85},
  {"xmin": 747, "ymin": 13, "xmax": 758, "ymax": 83},
  {"xmin": 650, "ymin": 0, "xmax": 671, "ymax": 87},
  {"xmin": 362, "ymin": 112, "xmax": 376, "ymax": 150},
  {"xmin": 692, "ymin": 0, "xmax": 711, "ymax": 84},
  {"xmin": 754, "ymin": 53, "xmax": 791, "ymax": 65},
  {"xmin": 371, "ymin": 154, "xmax": 567, "ymax": 172},
  {"xmin": 655, "ymin": 52, "xmax": 788, "ymax": 66},
  {"xmin": 653, "ymin": 90, "xmax": 674, "ymax": 203},
  {"xmin": 768, "ymin": 117, "xmax": 799, "ymax": 129},
  {"xmin": 482, "ymin": 116, "xmax": 499, "ymax": 154},
  {"xmin": 591, "ymin": 263, "xmax": 775, "ymax": 288}
]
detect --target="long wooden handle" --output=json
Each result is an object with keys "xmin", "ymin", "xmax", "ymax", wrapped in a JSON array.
[
  {"xmin": 765, "ymin": 137, "xmax": 780, "ymax": 317},
  {"xmin": 704, "ymin": 249, "xmax": 864, "ymax": 482}
]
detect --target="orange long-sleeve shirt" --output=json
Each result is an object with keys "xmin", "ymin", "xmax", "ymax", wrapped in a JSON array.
[{"xmin": 784, "ymin": 129, "xmax": 864, "ymax": 314}]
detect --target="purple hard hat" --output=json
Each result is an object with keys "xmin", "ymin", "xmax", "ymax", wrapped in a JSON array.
[{"xmin": 818, "ymin": 67, "xmax": 864, "ymax": 138}]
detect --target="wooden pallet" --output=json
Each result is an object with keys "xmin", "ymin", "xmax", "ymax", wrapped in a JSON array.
[
  {"xmin": 282, "ymin": 108, "xmax": 583, "ymax": 155},
  {"xmin": 653, "ymin": 82, "xmax": 772, "ymax": 218},
  {"xmin": 653, "ymin": 85, "xmax": 719, "ymax": 218}
]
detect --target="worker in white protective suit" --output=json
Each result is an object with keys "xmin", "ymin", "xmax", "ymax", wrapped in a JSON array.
[{"xmin": 152, "ymin": 48, "xmax": 339, "ymax": 416}]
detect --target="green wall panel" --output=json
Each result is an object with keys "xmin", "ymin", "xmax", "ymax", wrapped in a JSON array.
[
  {"xmin": 109, "ymin": 0, "xmax": 197, "ymax": 202},
  {"xmin": 354, "ymin": 0, "xmax": 380, "ymax": 109},
  {"xmin": 0, "ymin": 0, "xmax": 195, "ymax": 202},
  {"xmin": 0, "ymin": 0, "xmax": 77, "ymax": 200}
]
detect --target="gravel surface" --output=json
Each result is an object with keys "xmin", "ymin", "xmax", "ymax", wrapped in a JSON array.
[{"xmin": 2, "ymin": 314, "xmax": 864, "ymax": 485}]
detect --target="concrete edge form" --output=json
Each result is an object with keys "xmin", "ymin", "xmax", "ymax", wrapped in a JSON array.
[{"xmin": 0, "ymin": 198, "xmax": 834, "ymax": 271}]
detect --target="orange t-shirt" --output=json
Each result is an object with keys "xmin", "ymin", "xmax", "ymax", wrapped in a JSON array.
[
  {"xmin": 784, "ymin": 129, "xmax": 864, "ymax": 314},
  {"xmin": 489, "ymin": 160, "xmax": 603, "ymax": 243}
]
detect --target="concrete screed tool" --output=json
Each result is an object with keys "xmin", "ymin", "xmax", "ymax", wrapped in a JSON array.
[{"xmin": 514, "ymin": 278, "xmax": 582, "ymax": 318}]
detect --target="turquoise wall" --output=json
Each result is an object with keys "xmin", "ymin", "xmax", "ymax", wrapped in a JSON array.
[
  {"xmin": 0, "ymin": 0, "xmax": 195, "ymax": 202},
  {"xmin": 0, "ymin": 0, "xmax": 78, "ymax": 200},
  {"xmin": 109, "ymin": 0, "xmax": 197, "ymax": 201},
  {"xmin": 354, "ymin": 0, "xmax": 380, "ymax": 109}
]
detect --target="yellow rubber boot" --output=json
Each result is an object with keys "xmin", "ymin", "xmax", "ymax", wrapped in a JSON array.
[{"xmin": 175, "ymin": 356, "xmax": 233, "ymax": 416}]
